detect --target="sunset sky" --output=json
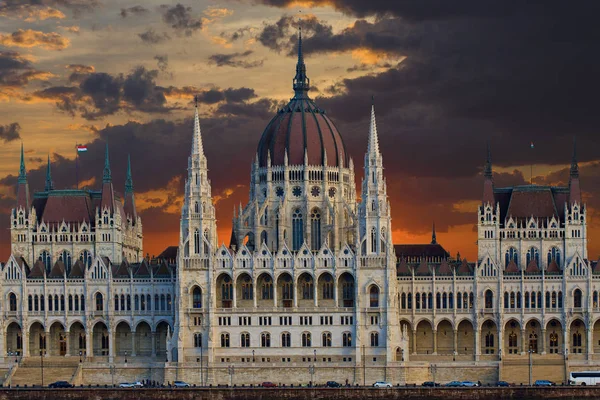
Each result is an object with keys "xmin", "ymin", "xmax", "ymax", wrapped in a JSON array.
[{"xmin": 1, "ymin": 0, "xmax": 600, "ymax": 262}]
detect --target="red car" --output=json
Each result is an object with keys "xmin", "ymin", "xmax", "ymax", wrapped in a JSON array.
[{"xmin": 262, "ymin": 382, "xmax": 277, "ymax": 388}]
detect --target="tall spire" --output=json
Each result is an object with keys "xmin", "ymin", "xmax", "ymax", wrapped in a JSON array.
[
  {"xmin": 431, "ymin": 222, "xmax": 437, "ymax": 244},
  {"xmin": 570, "ymin": 136, "xmax": 579, "ymax": 177},
  {"xmin": 292, "ymin": 26, "xmax": 310, "ymax": 98},
  {"xmin": 125, "ymin": 154, "xmax": 133, "ymax": 194},
  {"xmin": 45, "ymin": 154, "xmax": 54, "ymax": 191},
  {"xmin": 368, "ymin": 96, "xmax": 380, "ymax": 155},
  {"xmin": 103, "ymin": 143, "xmax": 112, "ymax": 183},
  {"xmin": 18, "ymin": 142, "xmax": 27, "ymax": 184},
  {"xmin": 192, "ymin": 95, "xmax": 204, "ymax": 156},
  {"xmin": 484, "ymin": 140, "xmax": 493, "ymax": 178}
]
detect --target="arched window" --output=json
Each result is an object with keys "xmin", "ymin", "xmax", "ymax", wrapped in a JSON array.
[
  {"xmin": 241, "ymin": 332, "xmax": 250, "ymax": 348},
  {"xmin": 301, "ymin": 276, "xmax": 313, "ymax": 300},
  {"xmin": 525, "ymin": 292, "xmax": 530, "ymax": 308},
  {"xmin": 39, "ymin": 250, "xmax": 52, "ymax": 273},
  {"xmin": 292, "ymin": 209, "xmax": 303, "ymax": 251},
  {"xmin": 221, "ymin": 333, "xmax": 230, "ymax": 348},
  {"xmin": 505, "ymin": 248, "xmax": 518, "ymax": 268},
  {"xmin": 167, "ymin": 294, "xmax": 172, "ymax": 311},
  {"xmin": 547, "ymin": 247, "xmax": 561, "ymax": 267},
  {"xmin": 311, "ymin": 209, "xmax": 321, "ymax": 250},
  {"xmin": 134, "ymin": 294, "xmax": 139, "ymax": 311},
  {"xmin": 59, "ymin": 250, "xmax": 72, "ymax": 272},
  {"xmin": 302, "ymin": 332, "xmax": 311, "ymax": 347},
  {"xmin": 260, "ymin": 230, "xmax": 267, "ymax": 246},
  {"xmin": 369, "ymin": 286, "xmax": 379, "ymax": 308},
  {"xmin": 558, "ymin": 291, "xmax": 563, "ymax": 308},
  {"xmin": 281, "ymin": 332, "xmax": 291, "ymax": 347},
  {"xmin": 222, "ymin": 275, "xmax": 233, "ymax": 302},
  {"xmin": 401, "ymin": 293, "xmax": 407, "ymax": 309},
  {"xmin": 552, "ymin": 292, "xmax": 557, "ymax": 308},
  {"xmin": 322, "ymin": 332, "xmax": 332, "ymax": 347},
  {"xmin": 483, "ymin": 290, "xmax": 492, "ymax": 309},
  {"xmin": 370, "ymin": 332, "xmax": 379, "ymax": 347},
  {"xmin": 262, "ymin": 276, "xmax": 273, "ymax": 300},
  {"xmin": 28, "ymin": 295, "xmax": 33, "ymax": 312},
  {"xmin": 574, "ymin": 289, "xmax": 583, "ymax": 308},
  {"xmin": 416, "ymin": 293, "xmax": 421, "ymax": 310},
  {"xmin": 95, "ymin": 293, "xmax": 103, "ymax": 311},
  {"xmin": 194, "ymin": 229, "xmax": 200, "ymax": 254},
  {"xmin": 81, "ymin": 295, "xmax": 85, "ymax": 311},
  {"xmin": 526, "ymin": 247, "xmax": 539, "ymax": 265},
  {"xmin": 192, "ymin": 287, "xmax": 202, "ymax": 308},
  {"xmin": 370, "ymin": 227, "xmax": 377, "ymax": 253},
  {"xmin": 549, "ymin": 332, "xmax": 558, "ymax": 353},
  {"xmin": 194, "ymin": 201, "xmax": 199, "ymax": 214},
  {"xmin": 261, "ymin": 332, "xmax": 271, "ymax": 347},
  {"xmin": 321, "ymin": 274, "xmax": 333, "ymax": 299},
  {"xmin": 436, "ymin": 292, "xmax": 441, "ymax": 309},
  {"xmin": 343, "ymin": 332, "xmax": 352, "ymax": 347},
  {"xmin": 194, "ymin": 333, "xmax": 202, "ymax": 348},
  {"xmin": 203, "ymin": 229, "xmax": 210, "ymax": 254},
  {"xmin": 140, "ymin": 294, "xmax": 146, "ymax": 311},
  {"xmin": 79, "ymin": 250, "xmax": 92, "ymax": 268}
]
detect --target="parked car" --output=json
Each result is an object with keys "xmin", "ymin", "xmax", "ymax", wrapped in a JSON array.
[
  {"xmin": 462, "ymin": 381, "xmax": 480, "ymax": 387},
  {"xmin": 48, "ymin": 381, "xmax": 73, "ymax": 388},
  {"xmin": 373, "ymin": 381, "xmax": 392, "ymax": 388},
  {"xmin": 445, "ymin": 381, "xmax": 463, "ymax": 387},
  {"xmin": 497, "ymin": 381, "xmax": 510, "ymax": 387},
  {"xmin": 326, "ymin": 381, "xmax": 341, "ymax": 388},
  {"xmin": 534, "ymin": 380, "xmax": 554, "ymax": 386},
  {"xmin": 119, "ymin": 383, "xmax": 135, "ymax": 388},
  {"xmin": 422, "ymin": 381, "xmax": 439, "ymax": 387},
  {"xmin": 132, "ymin": 382, "xmax": 144, "ymax": 388},
  {"xmin": 173, "ymin": 381, "xmax": 191, "ymax": 388},
  {"xmin": 261, "ymin": 382, "xmax": 277, "ymax": 388}
]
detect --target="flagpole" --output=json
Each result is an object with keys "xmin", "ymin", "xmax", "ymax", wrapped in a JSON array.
[{"xmin": 75, "ymin": 143, "xmax": 79, "ymax": 189}]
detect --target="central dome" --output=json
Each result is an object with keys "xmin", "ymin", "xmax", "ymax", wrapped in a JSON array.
[{"xmin": 256, "ymin": 30, "xmax": 349, "ymax": 168}]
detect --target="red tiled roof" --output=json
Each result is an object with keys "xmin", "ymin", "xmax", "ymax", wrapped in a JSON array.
[
  {"xmin": 525, "ymin": 259, "xmax": 540, "ymax": 273},
  {"xmin": 457, "ymin": 259, "xmax": 472, "ymax": 275},
  {"xmin": 35, "ymin": 191, "xmax": 95, "ymax": 224},
  {"xmin": 396, "ymin": 258, "xmax": 412, "ymax": 275},
  {"xmin": 546, "ymin": 259, "xmax": 561, "ymax": 274},
  {"xmin": 114, "ymin": 261, "xmax": 130, "ymax": 278},
  {"xmin": 69, "ymin": 259, "xmax": 84, "ymax": 278},
  {"xmin": 505, "ymin": 260, "xmax": 519, "ymax": 273},
  {"xmin": 257, "ymin": 98, "xmax": 348, "ymax": 168},
  {"xmin": 394, "ymin": 244, "xmax": 450, "ymax": 259},
  {"xmin": 415, "ymin": 259, "xmax": 431, "ymax": 275},
  {"xmin": 153, "ymin": 260, "xmax": 171, "ymax": 277},
  {"xmin": 507, "ymin": 187, "xmax": 557, "ymax": 219},
  {"xmin": 437, "ymin": 259, "xmax": 452, "ymax": 275},
  {"xmin": 134, "ymin": 259, "xmax": 150, "ymax": 277},
  {"xmin": 49, "ymin": 260, "xmax": 65, "ymax": 278},
  {"xmin": 158, "ymin": 246, "xmax": 178, "ymax": 261},
  {"xmin": 29, "ymin": 259, "xmax": 45, "ymax": 278}
]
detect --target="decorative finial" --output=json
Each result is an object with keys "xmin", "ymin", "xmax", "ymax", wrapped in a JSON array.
[
  {"xmin": 125, "ymin": 154, "xmax": 133, "ymax": 193},
  {"xmin": 368, "ymin": 99, "xmax": 380, "ymax": 155},
  {"xmin": 431, "ymin": 222, "xmax": 437, "ymax": 245},
  {"xmin": 45, "ymin": 154, "xmax": 54, "ymax": 191},
  {"xmin": 484, "ymin": 140, "xmax": 493, "ymax": 178},
  {"xmin": 194, "ymin": 94, "xmax": 198, "ymax": 108},
  {"xmin": 293, "ymin": 24, "xmax": 310, "ymax": 98},
  {"xmin": 103, "ymin": 143, "xmax": 112, "ymax": 183},
  {"xmin": 18, "ymin": 142, "xmax": 27, "ymax": 184},
  {"xmin": 570, "ymin": 137, "xmax": 579, "ymax": 177}
]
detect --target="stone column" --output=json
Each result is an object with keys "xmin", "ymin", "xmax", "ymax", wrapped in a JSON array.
[
  {"xmin": 587, "ymin": 327, "xmax": 594, "ymax": 360},
  {"xmin": 433, "ymin": 330, "xmax": 438, "ymax": 355},
  {"xmin": 453, "ymin": 329, "xmax": 458, "ymax": 355},
  {"xmin": 412, "ymin": 330, "xmax": 417, "ymax": 354},
  {"xmin": 541, "ymin": 328, "xmax": 547, "ymax": 354},
  {"xmin": 64, "ymin": 330, "xmax": 70, "ymax": 357},
  {"xmin": 23, "ymin": 331, "xmax": 29, "ymax": 358},
  {"xmin": 253, "ymin": 279, "xmax": 257, "ymax": 308},
  {"xmin": 273, "ymin": 283, "xmax": 277, "ymax": 308},
  {"xmin": 314, "ymin": 283, "xmax": 318, "ymax": 307},
  {"xmin": 131, "ymin": 330, "xmax": 137, "ymax": 357},
  {"xmin": 85, "ymin": 329, "xmax": 91, "ymax": 358},
  {"xmin": 521, "ymin": 329, "xmax": 527, "ymax": 354},
  {"xmin": 333, "ymin": 280, "xmax": 338, "ymax": 307},
  {"xmin": 108, "ymin": 326, "xmax": 115, "ymax": 361},
  {"xmin": 232, "ymin": 283, "xmax": 237, "ymax": 309},
  {"xmin": 474, "ymin": 327, "xmax": 480, "ymax": 361},
  {"xmin": 151, "ymin": 332, "xmax": 157, "ymax": 357}
]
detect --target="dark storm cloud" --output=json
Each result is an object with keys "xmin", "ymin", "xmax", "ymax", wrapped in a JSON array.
[
  {"xmin": 0, "ymin": 122, "xmax": 21, "ymax": 143},
  {"xmin": 0, "ymin": 51, "xmax": 51, "ymax": 88},
  {"xmin": 120, "ymin": 5, "xmax": 148, "ymax": 18},
  {"xmin": 194, "ymin": 87, "xmax": 258, "ymax": 105},
  {"xmin": 207, "ymin": 51, "xmax": 264, "ymax": 69},
  {"xmin": 138, "ymin": 29, "xmax": 171, "ymax": 44},
  {"xmin": 154, "ymin": 55, "xmax": 169, "ymax": 72},
  {"xmin": 159, "ymin": 3, "xmax": 203, "ymax": 37},
  {"xmin": 220, "ymin": 26, "xmax": 253, "ymax": 42}
]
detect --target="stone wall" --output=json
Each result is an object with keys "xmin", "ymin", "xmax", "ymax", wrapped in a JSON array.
[{"xmin": 1, "ymin": 387, "xmax": 600, "ymax": 400}]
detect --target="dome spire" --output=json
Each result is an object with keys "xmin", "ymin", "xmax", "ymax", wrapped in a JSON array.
[
  {"xmin": 368, "ymin": 96, "xmax": 380, "ymax": 155},
  {"xmin": 45, "ymin": 154, "xmax": 54, "ymax": 191},
  {"xmin": 18, "ymin": 142, "xmax": 27, "ymax": 184},
  {"xmin": 103, "ymin": 143, "xmax": 112, "ymax": 183},
  {"xmin": 293, "ymin": 26, "xmax": 310, "ymax": 98},
  {"xmin": 192, "ymin": 95, "xmax": 204, "ymax": 156}
]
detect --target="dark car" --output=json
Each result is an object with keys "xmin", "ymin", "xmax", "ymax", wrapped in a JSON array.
[
  {"xmin": 261, "ymin": 382, "xmax": 277, "ymax": 388},
  {"xmin": 422, "ymin": 381, "xmax": 439, "ymax": 387},
  {"xmin": 48, "ymin": 381, "xmax": 73, "ymax": 388},
  {"xmin": 445, "ymin": 381, "xmax": 463, "ymax": 387},
  {"xmin": 534, "ymin": 380, "xmax": 554, "ymax": 386},
  {"xmin": 326, "ymin": 381, "xmax": 341, "ymax": 388},
  {"xmin": 497, "ymin": 381, "xmax": 510, "ymax": 387}
]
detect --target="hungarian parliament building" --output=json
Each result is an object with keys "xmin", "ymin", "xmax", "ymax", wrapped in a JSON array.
[{"xmin": 0, "ymin": 34, "xmax": 596, "ymax": 385}]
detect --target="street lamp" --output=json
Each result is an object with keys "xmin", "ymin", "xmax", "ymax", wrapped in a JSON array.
[
  {"xmin": 528, "ymin": 347, "xmax": 533, "ymax": 385},
  {"xmin": 125, "ymin": 350, "xmax": 128, "ymax": 365},
  {"xmin": 200, "ymin": 342, "xmax": 203, "ymax": 386},
  {"xmin": 79, "ymin": 350, "xmax": 82, "ymax": 364},
  {"xmin": 228, "ymin": 365, "xmax": 235, "ymax": 387},
  {"xmin": 313, "ymin": 350, "xmax": 317, "ymax": 386},
  {"xmin": 252, "ymin": 349, "xmax": 255, "ymax": 362},
  {"xmin": 309, "ymin": 364, "xmax": 315, "ymax": 387},
  {"xmin": 39, "ymin": 349, "xmax": 46, "ymax": 387}
]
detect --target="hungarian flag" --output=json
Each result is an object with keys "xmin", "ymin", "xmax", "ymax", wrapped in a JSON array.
[
  {"xmin": 530, "ymin": 142, "xmax": 534, "ymax": 149},
  {"xmin": 76, "ymin": 144, "xmax": 88, "ymax": 153}
]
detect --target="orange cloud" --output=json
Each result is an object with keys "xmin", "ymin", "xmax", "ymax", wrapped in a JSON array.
[
  {"xmin": 136, "ymin": 176, "xmax": 183, "ymax": 214},
  {"xmin": 61, "ymin": 26, "xmax": 80, "ymax": 35},
  {"xmin": 210, "ymin": 36, "xmax": 233, "ymax": 48},
  {"xmin": 0, "ymin": 29, "xmax": 70, "ymax": 50},
  {"xmin": 204, "ymin": 7, "xmax": 234, "ymax": 19},
  {"xmin": 0, "ymin": 6, "xmax": 65, "ymax": 21}
]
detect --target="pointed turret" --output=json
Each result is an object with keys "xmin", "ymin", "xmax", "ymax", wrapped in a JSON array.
[
  {"xmin": 192, "ymin": 95, "xmax": 204, "ymax": 156},
  {"xmin": 368, "ymin": 97, "xmax": 380, "ymax": 155},
  {"xmin": 569, "ymin": 137, "xmax": 581, "ymax": 204},
  {"xmin": 124, "ymin": 154, "xmax": 137, "ymax": 223},
  {"xmin": 100, "ymin": 143, "xmax": 115, "ymax": 212},
  {"xmin": 482, "ymin": 141, "xmax": 495, "ymax": 205},
  {"xmin": 292, "ymin": 27, "xmax": 310, "ymax": 99},
  {"xmin": 16, "ymin": 142, "xmax": 30, "ymax": 213},
  {"xmin": 45, "ymin": 154, "xmax": 54, "ymax": 191},
  {"xmin": 431, "ymin": 222, "xmax": 437, "ymax": 245}
]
